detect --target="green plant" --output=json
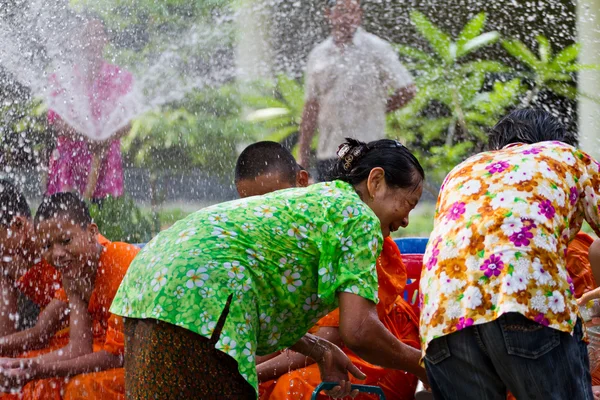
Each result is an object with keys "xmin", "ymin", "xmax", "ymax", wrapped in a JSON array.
[
  {"xmin": 390, "ymin": 11, "xmax": 521, "ymax": 185},
  {"xmin": 243, "ymin": 75, "xmax": 307, "ymax": 150},
  {"xmin": 89, "ymin": 196, "xmax": 157, "ymax": 243},
  {"xmin": 502, "ymin": 36, "xmax": 600, "ymax": 104}
]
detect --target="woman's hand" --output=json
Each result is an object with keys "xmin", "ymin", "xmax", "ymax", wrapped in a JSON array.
[
  {"xmin": 313, "ymin": 341, "xmax": 366, "ymax": 398},
  {"xmin": 579, "ymin": 287, "xmax": 600, "ymax": 307}
]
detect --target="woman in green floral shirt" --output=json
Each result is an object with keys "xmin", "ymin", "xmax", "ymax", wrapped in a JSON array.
[{"xmin": 111, "ymin": 138, "xmax": 426, "ymax": 399}]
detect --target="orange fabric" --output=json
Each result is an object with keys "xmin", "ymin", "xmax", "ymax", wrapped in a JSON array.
[
  {"xmin": 566, "ymin": 232, "xmax": 597, "ymax": 298},
  {"xmin": 260, "ymin": 237, "xmax": 420, "ymax": 400},
  {"xmin": 16, "ymin": 260, "xmax": 61, "ymax": 308},
  {"xmin": 0, "ymin": 238, "xmax": 138, "ymax": 400}
]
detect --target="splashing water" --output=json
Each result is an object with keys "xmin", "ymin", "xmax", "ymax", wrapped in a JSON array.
[{"xmin": 0, "ymin": 0, "xmax": 235, "ymax": 141}]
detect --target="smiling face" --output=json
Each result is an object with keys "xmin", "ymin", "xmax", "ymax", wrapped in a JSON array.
[
  {"xmin": 36, "ymin": 216, "xmax": 99, "ymax": 278},
  {"xmin": 361, "ymin": 168, "xmax": 423, "ymax": 237}
]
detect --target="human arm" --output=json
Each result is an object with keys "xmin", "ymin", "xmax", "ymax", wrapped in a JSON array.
[
  {"xmin": 298, "ymin": 98, "xmax": 320, "ymax": 168},
  {"xmin": 0, "ymin": 276, "xmax": 19, "ymax": 338},
  {"xmin": 386, "ymin": 84, "xmax": 416, "ymax": 113},
  {"xmin": 257, "ymin": 326, "xmax": 342, "ymax": 382},
  {"xmin": 0, "ymin": 299, "xmax": 68, "ymax": 356},
  {"xmin": 285, "ymin": 332, "xmax": 366, "ymax": 398},
  {"xmin": 337, "ymin": 292, "xmax": 428, "ymax": 384}
]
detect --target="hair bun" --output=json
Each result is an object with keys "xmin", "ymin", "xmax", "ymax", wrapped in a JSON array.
[{"xmin": 337, "ymin": 138, "xmax": 368, "ymax": 171}]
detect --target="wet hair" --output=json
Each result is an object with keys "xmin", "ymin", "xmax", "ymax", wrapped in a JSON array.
[
  {"xmin": 235, "ymin": 141, "xmax": 299, "ymax": 184},
  {"xmin": 34, "ymin": 192, "xmax": 92, "ymax": 228},
  {"xmin": 0, "ymin": 180, "xmax": 31, "ymax": 227},
  {"xmin": 488, "ymin": 109, "xmax": 567, "ymax": 150},
  {"xmin": 329, "ymin": 138, "xmax": 424, "ymax": 189}
]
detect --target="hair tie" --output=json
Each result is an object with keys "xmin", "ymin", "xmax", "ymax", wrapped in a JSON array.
[{"xmin": 337, "ymin": 142, "xmax": 367, "ymax": 171}]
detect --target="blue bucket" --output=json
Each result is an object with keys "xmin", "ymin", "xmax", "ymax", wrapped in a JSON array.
[{"xmin": 393, "ymin": 237, "xmax": 428, "ymax": 254}]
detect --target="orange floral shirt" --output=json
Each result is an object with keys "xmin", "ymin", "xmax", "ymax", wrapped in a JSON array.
[{"xmin": 420, "ymin": 141, "xmax": 600, "ymax": 357}]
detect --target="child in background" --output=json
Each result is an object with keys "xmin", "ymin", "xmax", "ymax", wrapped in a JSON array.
[{"xmin": 0, "ymin": 193, "xmax": 139, "ymax": 400}]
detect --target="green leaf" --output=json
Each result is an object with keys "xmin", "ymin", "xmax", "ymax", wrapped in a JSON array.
[
  {"xmin": 395, "ymin": 44, "xmax": 438, "ymax": 64},
  {"xmin": 551, "ymin": 43, "xmax": 580, "ymax": 68},
  {"xmin": 547, "ymin": 83, "xmax": 578, "ymax": 100},
  {"xmin": 458, "ymin": 31, "xmax": 500, "ymax": 58},
  {"xmin": 411, "ymin": 10, "xmax": 453, "ymax": 62},
  {"xmin": 536, "ymin": 35, "xmax": 552, "ymax": 63},
  {"xmin": 460, "ymin": 60, "xmax": 509, "ymax": 74},
  {"xmin": 261, "ymin": 125, "xmax": 299, "ymax": 143},
  {"xmin": 502, "ymin": 39, "xmax": 540, "ymax": 69},
  {"xmin": 277, "ymin": 75, "xmax": 305, "ymax": 112},
  {"xmin": 457, "ymin": 12, "xmax": 486, "ymax": 51}
]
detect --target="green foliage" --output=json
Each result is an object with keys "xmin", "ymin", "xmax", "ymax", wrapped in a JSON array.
[
  {"xmin": 89, "ymin": 196, "xmax": 157, "ymax": 243},
  {"xmin": 502, "ymin": 36, "xmax": 600, "ymax": 103},
  {"xmin": 243, "ymin": 75, "xmax": 305, "ymax": 148}
]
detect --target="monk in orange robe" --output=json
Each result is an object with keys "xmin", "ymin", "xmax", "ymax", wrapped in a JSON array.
[
  {"xmin": 258, "ymin": 237, "xmax": 421, "ymax": 400},
  {"xmin": 0, "ymin": 193, "xmax": 138, "ymax": 400}
]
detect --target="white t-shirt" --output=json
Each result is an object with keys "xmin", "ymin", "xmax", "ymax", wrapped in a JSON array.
[{"xmin": 305, "ymin": 28, "xmax": 414, "ymax": 160}]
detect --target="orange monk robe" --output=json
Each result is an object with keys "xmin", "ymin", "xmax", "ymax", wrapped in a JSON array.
[
  {"xmin": 1, "ymin": 237, "xmax": 138, "ymax": 400},
  {"xmin": 16, "ymin": 260, "xmax": 62, "ymax": 309},
  {"xmin": 260, "ymin": 236, "xmax": 420, "ymax": 400},
  {"xmin": 507, "ymin": 232, "xmax": 598, "ymax": 400}
]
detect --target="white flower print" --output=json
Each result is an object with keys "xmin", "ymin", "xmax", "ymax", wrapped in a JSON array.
[
  {"xmin": 490, "ymin": 190, "xmax": 519, "ymax": 210},
  {"xmin": 502, "ymin": 169, "xmax": 533, "ymax": 185},
  {"xmin": 297, "ymin": 203, "xmax": 309, "ymax": 212},
  {"xmin": 152, "ymin": 304, "xmax": 164, "ymax": 316},
  {"xmin": 346, "ymin": 285, "xmax": 360, "ymax": 295},
  {"xmin": 267, "ymin": 326, "xmax": 281, "ymax": 346},
  {"xmin": 241, "ymin": 223, "xmax": 254, "ymax": 232},
  {"xmin": 224, "ymin": 261, "xmax": 245, "ymax": 280},
  {"xmin": 368, "ymin": 237, "xmax": 379, "ymax": 256},
  {"xmin": 503, "ymin": 273, "xmax": 528, "ymax": 295},
  {"xmin": 501, "ymin": 217, "xmax": 524, "ymax": 237},
  {"xmin": 206, "ymin": 261, "xmax": 219, "ymax": 269},
  {"xmin": 538, "ymin": 161, "xmax": 559, "ymax": 181},
  {"xmin": 246, "ymin": 249, "xmax": 265, "ymax": 265},
  {"xmin": 173, "ymin": 286, "xmax": 185, "ymax": 299},
  {"xmin": 241, "ymin": 278, "xmax": 252, "ymax": 292},
  {"xmin": 422, "ymin": 303, "xmax": 436, "ymax": 324},
  {"xmin": 219, "ymin": 336, "xmax": 237, "ymax": 357},
  {"xmin": 456, "ymin": 228, "xmax": 473, "ymax": 250},
  {"xmin": 462, "ymin": 179, "xmax": 482, "ymax": 196},
  {"xmin": 533, "ymin": 233, "xmax": 557, "ymax": 253},
  {"xmin": 201, "ymin": 321, "xmax": 217, "ymax": 336},
  {"xmin": 560, "ymin": 151, "xmax": 576, "ymax": 166},
  {"xmin": 439, "ymin": 272, "xmax": 462, "ymax": 295},
  {"xmin": 320, "ymin": 184, "xmax": 340, "ymax": 197},
  {"xmin": 303, "ymin": 294, "xmax": 320, "ymax": 311},
  {"xmin": 254, "ymin": 205, "xmax": 277, "ymax": 218},
  {"xmin": 188, "ymin": 248, "xmax": 202, "ymax": 257},
  {"xmin": 297, "ymin": 241, "xmax": 309, "ymax": 250},
  {"xmin": 200, "ymin": 287, "xmax": 216, "ymax": 297},
  {"xmin": 464, "ymin": 286, "xmax": 483, "ymax": 309},
  {"xmin": 259, "ymin": 313, "xmax": 271, "ymax": 330},
  {"xmin": 466, "ymin": 256, "xmax": 480, "ymax": 272},
  {"xmin": 273, "ymin": 226, "xmax": 284, "ymax": 236},
  {"xmin": 150, "ymin": 268, "xmax": 168, "ymax": 292},
  {"xmin": 242, "ymin": 342, "xmax": 254, "ymax": 363},
  {"xmin": 236, "ymin": 323, "xmax": 249, "ymax": 336},
  {"xmin": 342, "ymin": 206, "xmax": 361, "ymax": 221},
  {"xmin": 282, "ymin": 270, "xmax": 303, "ymax": 292},
  {"xmin": 216, "ymin": 243, "xmax": 229, "ymax": 249},
  {"xmin": 532, "ymin": 259, "xmax": 553, "ymax": 285},
  {"xmin": 340, "ymin": 236, "xmax": 353, "ymax": 252},
  {"xmin": 318, "ymin": 266, "xmax": 332, "ymax": 283},
  {"xmin": 199, "ymin": 311, "xmax": 211, "ymax": 323},
  {"xmin": 185, "ymin": 267, "xmax": 209, "ymax": 289},
  {"xmin": 212, "ymin": 227, "xmax": 238, "ymax": 239},
  {"xmin": 446, "ymin": 300, "xmax": 463, "ymax": 319},
  {"xmin": 288, "ymin": 223, "xmax": 308, "ymax": 240},
  {"xmin": 321, "ymin": 199, "xmax": 332, "ymax": 208},
  {"xmin": 175, "ymin": 228, "xmax": 196, "ymax": 244},
  {"xmin": 208, "ymin": 213, "xmax": 228, "ymax": 225},
  {"xmin": 548, "ymin": 291, "xmax": 565, "ymax": 313}
]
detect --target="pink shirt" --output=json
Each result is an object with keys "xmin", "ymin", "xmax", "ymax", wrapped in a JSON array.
[{"xmin": 47, "ymin": 62, "xmax": 133, "ymax": 199}]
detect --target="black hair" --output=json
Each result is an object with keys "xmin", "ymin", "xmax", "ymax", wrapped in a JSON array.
[
  {"xmin": 0, "ymin": 180, "xmax": 31, "ymax": 227},
  {"xmin": 235, "ymin": 141, "xmax": 299, "ymax": 184},
  {"xmin": 488, "ymin": 108, "xmax": 568, "ymax": 150},
  {"xmin": 328, "ymin": 138, "xmax": 424, "ymax": 189},
  {"xmin": 34, "ymin": 192, "xmax": 92, "ymax": 228}
]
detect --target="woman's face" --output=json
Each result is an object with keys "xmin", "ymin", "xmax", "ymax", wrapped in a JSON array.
[{"xmin": 364, "ymin": 169, "xmax": 423, "ymax": 237}]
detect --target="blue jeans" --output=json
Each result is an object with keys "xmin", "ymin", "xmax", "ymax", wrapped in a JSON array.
[{"xmin": 425, "ymin": 313, "xmax": 593, "ymax": 400}]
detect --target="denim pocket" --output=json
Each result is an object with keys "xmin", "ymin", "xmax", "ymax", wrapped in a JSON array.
[
  {"xmin": 499, "ymin": 313, "xmax": 561, "ymax": 359},
  {"xmin": 425, "ymin": 336, "xmax": 451, "ymax": 365}
]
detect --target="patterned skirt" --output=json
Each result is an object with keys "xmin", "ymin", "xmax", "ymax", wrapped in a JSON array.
[{"xmin": 124, "ymin": 296, "xmax": 255, "ymax": 399}]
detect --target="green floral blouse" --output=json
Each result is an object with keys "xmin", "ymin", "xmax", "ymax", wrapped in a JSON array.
[{"xmin": 110, "ymin": 181, "xmax": 382, "ymax": 391}]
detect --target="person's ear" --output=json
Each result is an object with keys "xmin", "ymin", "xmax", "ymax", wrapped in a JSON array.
[
  {"xmin": 86, "ymin": 223, "xmax": 99, "ymax": 242},
  {"xmin": 366, "ymin": 167, "xmax": 386, "ymax": 201},
  {"xmin": 297, "ymin": 170, "xmax": 310, "ymax": 188}
]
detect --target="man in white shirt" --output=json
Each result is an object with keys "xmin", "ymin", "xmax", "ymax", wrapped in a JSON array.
[{"xmin": 298, "ymin": 0, "xmax": 416, "ymax": 181}]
